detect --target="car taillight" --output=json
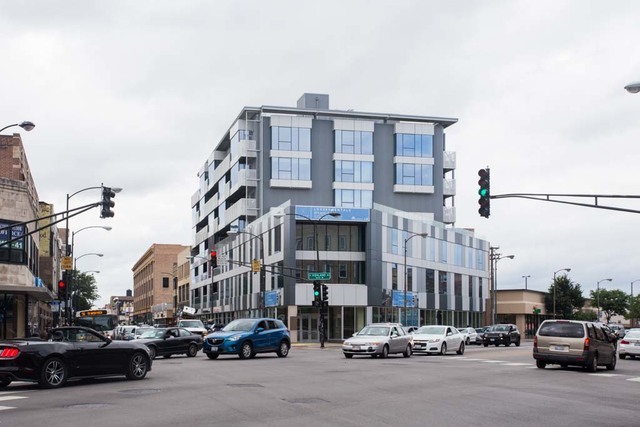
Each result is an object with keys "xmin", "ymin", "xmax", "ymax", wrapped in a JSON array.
[
  {"xmin": 620, "ymin": 340, "xmax": 629, "ymax": 345},
  {"xmin": 0, "ymin": 347, "xmax": 20, "ymax": 359},
  {"xmin": 533, "ymin": 336, "xmax": 538, "ymax": 348},
  {"xmin": 584, "ymin": 337, "xmax": 591, "ymax": 351}
]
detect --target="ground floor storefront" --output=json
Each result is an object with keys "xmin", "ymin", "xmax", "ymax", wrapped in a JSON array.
[{"xmin": 0, "ymin": 285, "xmax": 55, "ymax": 339}]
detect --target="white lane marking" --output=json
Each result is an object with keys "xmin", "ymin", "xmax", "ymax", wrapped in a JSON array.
[
  {"xmin": 0, "ymin": 406, "xmax": 18, "ymax": 411},
  {"xmin": 451, "ymin": 358, "xmax": 483, "ymax": 361},
  {"xmin": 587, "ymin": 373, "xmax": 622, "ymax": 377},
  {"xmin": 502, "ymin": 363, "xmax": 532, "ymax": 366},
  {"xmin": 626, "ymin": 377, "xmax": 640, "ymax": 382},
  {"xmin": 0, "ymin": 396, "xmax": 28, "ymax": 402},
  {"xmin": 481, "ymin": 360, "xmax": 508, "ymax": 363}
]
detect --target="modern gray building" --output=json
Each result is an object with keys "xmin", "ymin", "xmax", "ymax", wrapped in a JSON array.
[{"xmin": 190, "ymin": 93, "xmax": 490, "ymax": 342}]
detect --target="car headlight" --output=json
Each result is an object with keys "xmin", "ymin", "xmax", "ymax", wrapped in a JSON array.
[
  {"xmin": 228, "ymin": 335, "xmax": 241, "ymax": 341},
  {"xmin": 428, "ymin": 338, "xmax": 441, "ymax": 343}
]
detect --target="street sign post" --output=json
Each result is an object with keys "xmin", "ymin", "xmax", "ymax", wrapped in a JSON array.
[
  {"xmin": 61, "ymin": 256, "xmax": 73, "ymax": 270},
  {"xmin": 308, "ymin": 272, "xmax": 331, "ymax": 281}
]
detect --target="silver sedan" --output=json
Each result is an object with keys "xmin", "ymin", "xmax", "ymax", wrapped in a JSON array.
[
  {"xmin": 342, "ymin": 323, "xmax": 413, "ymax": 358},
  {"xmin": 412, "ymin": 325, "xmax": 465, "ymax": 355}
]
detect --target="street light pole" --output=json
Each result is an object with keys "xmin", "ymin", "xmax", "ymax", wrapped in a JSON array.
[
  {"xmin": 596, "ymin": 278, "xmax": 613, "ymax": 322},
  {"xmin": 522, "ymin": 275, "xmax": 531, "ymax": 290},
  {"xmin": 403, "ymin": 232, "xmax": 428, "ymax": 326},
  {"xmin": 552, "ymin": 268, "xmax": 571, "ymax": 319},
  {"xmin": 0, "ymin": 121, "xmax": 35, "ymax": 134},
  {"xmin": 490, "ymin": 248, "xmax": 514, "ymax": 325},
  {"xmin": 70, "ymin": 253, "xmax": 104, "ymax": 323}
]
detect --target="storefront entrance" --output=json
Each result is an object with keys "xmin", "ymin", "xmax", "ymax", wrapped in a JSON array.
[{"xmin": 297, "ymin": 312, "xmax": 319, "ymax": 342}]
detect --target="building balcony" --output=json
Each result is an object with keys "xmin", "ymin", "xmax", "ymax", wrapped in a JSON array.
[
  {"xmin": 443, "ymin": 178, "xmax": 456, "ymax": 197},
  {"xmin": 443, "ymin": 151, "xmax": 456, "ymax": 172},
  {"xmin": 443, "ymin": 206, "xmax": 456, "ymax": 224}
]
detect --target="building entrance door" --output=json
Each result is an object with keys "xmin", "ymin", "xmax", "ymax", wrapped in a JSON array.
[{"xmin": 297, "ymin": 313, "xmax": 319, "ymax": 342}]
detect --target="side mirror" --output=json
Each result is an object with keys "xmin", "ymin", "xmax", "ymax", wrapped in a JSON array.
[
  {"xmin": 352, "ymin": 333, "xmax": 358, "ymax": 337},
  {"xmin": 256, "ymin": 327, "xmax": 264, "ymax": 334},
  {"xmin": 447, "ymin": 332, "xmax": 452, "ymax": 336}
]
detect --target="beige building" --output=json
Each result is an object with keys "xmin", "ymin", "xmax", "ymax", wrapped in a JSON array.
[
  {"xmin": 132, "ymin": 243, "xmax": 188, "ymax": 324},
  {"xmin": 0, "ymin": 131, "xmax": 54, "ymax": 339},
  {"xmin": 174, "ymin": 246, "xmax": 191, "ymax": 318}
]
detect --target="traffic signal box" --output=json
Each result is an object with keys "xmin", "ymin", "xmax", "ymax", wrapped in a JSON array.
[
  {"xmin": 477, "ymin": 168, "xmax": 490, "ymax": 218},
  {"xmin": 210, "ymin": 250, "xmax": 218, "ymax": 268},
  {"xmin": 100, "ymin": 186, "xmax": 116, "ymax": 218},
  {"xmin": 313, "ymin": 281, "xmax": 322, "ymax": 307},
  {"xmin": 58, "ymin": 279, "xmax": 67, "ymax": 300}
]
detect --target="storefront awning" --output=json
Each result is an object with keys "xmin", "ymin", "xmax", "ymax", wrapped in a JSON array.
[{"xmin": 0, "ymin": 284, "xmax": 55, "ymax": 302}]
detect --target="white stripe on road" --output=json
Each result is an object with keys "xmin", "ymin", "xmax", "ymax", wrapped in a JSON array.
[
  {"xmin": 626, "ymin": 377, "xmax": 640, "ymax": 382},
  {"xmin": 0, "ymin": 396, "xmax": 28, "ymax": 402},
  {"xmin": 587, "ymin": 373, "xmax": 622, "ymax": 377},
  {"xmin": 481, "ymin": 360, "xmax": 508, "ymax": 363},
  {"xmin": 451, "ymin": 358, "xmax": 483, "ymax": 361},
  {"xmin": 0, "ymin": 406, "xmax": 18, "ymax": 411},
  {"xmin": 502, "ymin": 363, "xmax": 532, "ymax": 366}
]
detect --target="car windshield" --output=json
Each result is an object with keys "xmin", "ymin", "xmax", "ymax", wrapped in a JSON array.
[
  {"xmin": 180, "ymin": 320, "xmax": 204, "ymax": 328},
  {"xmin": 357, "ymin": 326, "xmax": 390, "ymax": 336},
  {"xmin": 135, "ymin": 328, "xmax": 152, "ymax": 336},
  {"xmin": 475, "ymin": 328, "xmax": 485, "ymax": 333},
  {"xmin": 416, "ymin": 326, "xmax": 445, "ymax": 335},
  {"xmin": 538, "ymin": 322, "xmax": 584, "ymax": 338},
  {"xmin": 140, "ymin": 329, "xmax": 167, "ymax": 339},
  {"xmin": 223, "ymin": 319, "xmax": 256, "ymax": 332},
  {"xmin": 625, "ymin": 331, "xmax": 640, "ymax": 339},
  {"xmin": 487, "ymin": 325, "xmax": 510, "ymax": 332}
]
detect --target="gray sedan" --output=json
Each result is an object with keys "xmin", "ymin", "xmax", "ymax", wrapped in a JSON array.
[{"xmin": 342, "ymin": 323, "xmax": 413, "ymax": 358}]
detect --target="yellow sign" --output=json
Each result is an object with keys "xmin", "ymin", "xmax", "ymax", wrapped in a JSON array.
[
  {"xmin": 61, "ymin": 256, "xmax": 73, "ymax": 270},
  {"xmin": 252, "ymin": 259, "xmax": 261, "ymax": 273}
]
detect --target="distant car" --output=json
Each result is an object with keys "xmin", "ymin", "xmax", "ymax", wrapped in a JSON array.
[
  {"xmin": 483, "ymin": 324, "xmax": 521, "ymax": 347},
  {"xmin": 0, "ymin": 326, "xmax": 151, "ymax": 389},
  {"xmin": 176, "ymin": 319, "xmax": 208, "ymax": 337},
  {"xmin": 619, "ymin": 329, "xmax": 640, "ymax": 359},
  {"xmin": 533, "ymin": 320, "xmax": 616, "ymax": 371},
  {"xmin": 412, "ymin": 325, "xmax": 465, "ymax": 355},
  {"xmin": 475, "ymin": 327, "xmax": 487, "ymax": 345},
  {"xmin": 458, "ymin": 327, "xmax": 478, "ymax": 345},
  {"xmin": 138, "ymin": 327, "xmax": 203, "ymax": 359},
  {"xmin": 134, "ymin": 327, "xmax": 154, "ymax": 340},
  {"xmin": 402, "ymin": 326, "xmax": 418, "ymax": 335},
  {"xmin": 343, "ymin": 323, "xmax": 413, "ymax": 359},
  {"xmin": 607, "ymin": 324, "xmax": 626, "ymax": 339},
  {"xmin": 202, "ymin": 318, "xmax": 291, "ymax": 360}
]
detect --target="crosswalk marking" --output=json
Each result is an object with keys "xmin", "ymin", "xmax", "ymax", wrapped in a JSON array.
[
  {"xmin": 481, "ymin": 360, "xmax": 508, "ymax": 363},
  {"xmin": 0, "ymin": 396, "xmax": 28, "ymax": 402},
  {"xmin": 451, "ymin": 358, "xmax": 483, "ymax": 361},
  {"xmin": 503, "ymin": 362, "xmax": 532, "ymax": 366},
  {"xmin": 0, "ymin": 406, "xmax": 18, "ymax": 411},
  {"xmin": 627, "ymin": 377, "xmax": 640, "ymax": 382},
  {"xmin": 587, "ymin": 373, "xmax": 622, "ymax": 377}
]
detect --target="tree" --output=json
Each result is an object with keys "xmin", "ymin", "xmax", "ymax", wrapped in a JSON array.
[
  {"xmin": 71, "ymin": 270, "xmax": 100, "ymax": 312},
  {"xmin": 590, "ymin": 289, "xmax": 629, "ymax": 324},
  {"xmin": 572, "ymin": 310, "xmax": 597, "ymax": 321},
  {"xmin": 544, "ymin": 275, "xmax": 585, "ymax": 319},
  {"xmin": 628, "ymin": 295, "xmax": 640, "ymax": 328}
]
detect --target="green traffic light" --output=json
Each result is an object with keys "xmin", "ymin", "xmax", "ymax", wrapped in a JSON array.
[
  {"xmin": 479, "ymin": 188, "xmax": 488, "ymax": 197},
  {"xmin": 314, "ymin": 291, "xmax": 320, "ymax": 296}
]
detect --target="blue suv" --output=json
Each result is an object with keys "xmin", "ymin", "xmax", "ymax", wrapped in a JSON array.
[{"xmin": 202, "ymin": 318, "xmax": 291, "ymax": 360}]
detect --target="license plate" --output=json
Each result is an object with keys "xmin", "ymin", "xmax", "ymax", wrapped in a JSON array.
[
  {"xmin": 210, "ymin": 346, "xmax": 218, "ymax": 352},
  {"xmin": 416, "ymin": 344, "xmax": 424, "ymax": 349},
  {"xmin": 489, "ymin": 338, "xmax": 495, "ymax": 341},
  {"xmin": 553, "ymin": 346, "xmax": 566, "ymax": 351},
  {"xmin": 352, "ymin": 345, "xmax": 360, "ymax": 350}
]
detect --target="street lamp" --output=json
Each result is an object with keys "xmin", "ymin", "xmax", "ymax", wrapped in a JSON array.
[
  {"xmin": 624, "ymin": 81, "xmax": 640, "ymax": 94},
  {"xmin": 403, "ymin": 232, "xmax": 428, "ymax": 326},
  {"xmin": 228, "ymin": 229, "xmax": 266, "ymax": 317},
  {"xmin": 0, "ymin": 121, "xmax": 35, "ymax": 133},
  {"xmin": 552, "ymin": 268, "xmax": 571, "ymax": 319},
  {"xmin": 596, "ymin": 278, "xmax": 613, "ymax": 321},
  {"xmin": 274, "ymin": 210, "xmax": 341, "ymax": 348},
  {"xmin": 490, "ymin": 248, "xmax": 514, "ymax": 325},
  {"xmin": 522, "ymin": 275, "xmax": 531, "ymax": 290},
  {"xmin": 69, "ymin": 253, "xmax": 103, "ymax": 322}
]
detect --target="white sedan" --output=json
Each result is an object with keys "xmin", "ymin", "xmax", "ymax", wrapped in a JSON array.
[
  {"xmin": 619, "ymin": 330, "xmax": 640, "ymax": 359},
  {"xmin": 457, "ymin": 327, "xmax": 478, "ymax": 345},
  {"xmin": 412, "ymin": 325, "xmax": 465, "ymax": 355}
]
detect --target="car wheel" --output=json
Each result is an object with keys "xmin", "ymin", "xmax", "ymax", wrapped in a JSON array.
[
  {"xmin": 536, "ymin": 360, "xmax": 546, "ymax": 369},
  {"xmin": 619, "ymin": 353, "xmax": 626, "ymax": 360},
  {"xmin": 126, "ymin": 352, "xmax": 148, "ymax": 380},
  {"xmin": 380, "ymin": 345, "xmax": 389, "ymax": 359},
  {"xmin": 483, "ymin": 343, "xmax": 488, "ymax": 347},
  {"xmin": 148, "ymin": 346, "xmax": 157, "ymax": 360},
  {"xmin": 276, "ymin": 340, "xmax": 290, "ymax": 358},
  {"xmin": 606, "ymin": 353, "xmax": 617, "ymax": 371},
  {"xmin": 587, "ymin": 355, "xmax": 598, "ymax": 372},
  {"xmin": 465, "ymin": 338, "xmax": 470, "ymax": 345},
  {"xmin": 505, "ymin": 339, "xmax": 511, "ymax": 347},
  {"xmin": 0, "ymin": 377, "xmax": 11, "ymax": 388},
  {"xmin": 344, "ymin": 353, "xmax": 353, "ymax": 359},
  {"xmin": 403, "ymin": 345, "xmax": 412, "ymax": 358},
  {"xmin": 457, "ymin": 342, "xmax": 465, "ymax": 355},
  {"xmin": 187, "ymin": 344, "xmax": 198, "ymax": 357},
  {"xmin": 206, "ymin": 353, "xmax": 219, "ymax": 360},
  {"xmin": 440, "ymin": 342, "xmax": 447, "ymax": 355},
  {"xmin": 39, "ymin": 357, "xmax": 67, "ymax": 389},
  {"xmin": 515, "ymin": 339, "xmax": 521, "ymax": 347},
  {"xmin": 494, "ymin": 343, "xmax": 500, "ymax": 347},
  {"xmin": 239, "ymin": 342, "xmax": 253, "ymax": 360}
]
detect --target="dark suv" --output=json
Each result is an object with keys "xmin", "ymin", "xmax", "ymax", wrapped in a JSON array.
[{"xmin": 483, "ymin": 324, "xmax": 521, "ymax": 347}]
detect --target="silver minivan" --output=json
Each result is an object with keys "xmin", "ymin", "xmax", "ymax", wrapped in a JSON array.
[{"xmin": 533, "ymin": 320, "xmax": 617, "ymax": 372}]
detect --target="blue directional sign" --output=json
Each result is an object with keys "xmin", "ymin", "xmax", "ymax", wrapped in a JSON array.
[
  {"xmin": 265, "ymin": 291, "xmax": 279, "ymax": 307},
  {"xmin": 392, "ymin": 290, "xmax": 415, "ymax": 308}
]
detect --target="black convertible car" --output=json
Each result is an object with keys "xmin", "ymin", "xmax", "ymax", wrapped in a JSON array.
[
  {"xmin": 0, "ymin": 326, "xmax": 152, "ymax": 389},
  {"xmin": 137, "ymin": 327, "xmax": 203, "ymax": 359}
]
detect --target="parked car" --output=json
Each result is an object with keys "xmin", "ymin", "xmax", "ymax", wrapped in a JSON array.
[
  {"xmin": 0, "ymin": 326, "xmax": 151, "ymax": 389},
  {"xmin": 138, "ymin": 327, "xmax": 203, "ymax": 359},
  {"xmin": 176, "ymin": 319, "xmax": 208, "ymax": 337},
  {"xmin": 475, "ymin": 327, "xmax": 487, "ymax": 345},
  {"xmin": 202, "ymin": 318, "xmax": 291, "ymax": 360},
  {"xmin": 458, "ymin": 327, "xmax": 478, "ymax": 345},
  {"xmin": 412, "ymin": 325, "xmax": 465, "ymax": 355},
  {"xmin": 402, "ymin": 326, "xmax": 418, "ymax": 335},
  {"xmin": 134, "ymin": 327, "xmax": 155, "ymax": 340},
  {"xmin": 607, "ymin": 323, "xmax": 626, "ymax": 339},
  {"xmin": 483, "ymin": 324, "xmax": 521, "ymax": 347},
  {"xmin": 533, "ymin": 320, "xmax": 617, "ymax": 371},
  {"xmin": 343, "ymin": 323, "xmax": 412, "ymax": 359},
  {"xmin": 619, "ymin": 329, "xmax": 640, "ymax": 359}
]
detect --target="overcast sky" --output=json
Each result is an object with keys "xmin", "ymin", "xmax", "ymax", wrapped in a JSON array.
[{"xmin": 2, "ymin": 1, "xmax": 640, "ymax": 307}]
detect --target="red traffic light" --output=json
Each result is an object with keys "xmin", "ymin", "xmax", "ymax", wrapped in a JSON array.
[{"xmin": 58, "ymin": 279, "xmax": 66, "ymax": 289}]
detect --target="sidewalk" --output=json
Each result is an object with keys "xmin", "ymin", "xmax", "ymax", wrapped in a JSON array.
[{"xmin": 292, "ymin": 341, "xmax": 342, "ymax": 349}]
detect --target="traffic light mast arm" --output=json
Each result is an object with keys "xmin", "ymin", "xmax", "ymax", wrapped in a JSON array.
[{"xmin": 491, "ymin": 193, "xmax": 640, "ymax": 215}]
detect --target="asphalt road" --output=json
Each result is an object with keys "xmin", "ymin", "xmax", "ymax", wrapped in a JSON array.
[{"xmin": 1, "ymin": 342, "xmax": 639, "ymax": 427}]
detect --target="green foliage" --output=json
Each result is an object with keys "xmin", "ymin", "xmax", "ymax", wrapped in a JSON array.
[
  {"xmin": 572, "ymin": 310, "xmax": 597, "ymax": 321},
  {"xmin": 590, "ymin": 288, "xmax": 629, "ymax": 324},
  {"xmin": 628, "ymin": 295, "xmax": 640, "ymax": 327},
  {"xmin": 544, "ymin": 274, "xmax": 585, "ymax": 319},
  {"xmin": 71, "ymin": 270, "xmax": 100, "ymax": 311}
]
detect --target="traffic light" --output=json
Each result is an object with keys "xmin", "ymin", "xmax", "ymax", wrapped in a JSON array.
[
  {"xmin": 100, "ymin": 186, "xmax": 116, "ymax": 218},
  {"xmin": 313, "ymin": 281, "xmax": 321, "ymax": 307},
  {"xmin": 477, "ymin": 168, "xmax": 490, "ymax": 218},
  {"xmin": 322, "ymin": 284, "xmax": 328, "ymax": 301},
  {"xmin": 210, "ymin": 250, "xmax": 218, "ymax": 269},
  {"xmin": 58, "ymin": 279, "xmax": 67, "ymax": 300}
]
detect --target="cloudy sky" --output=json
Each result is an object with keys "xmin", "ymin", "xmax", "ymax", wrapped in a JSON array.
[{"xmin": 2, "ymin": 1, "xmax": 640, "ymax": 307}]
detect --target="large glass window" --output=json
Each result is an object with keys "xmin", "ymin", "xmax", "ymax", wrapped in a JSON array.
[
  {"xmin": 395, "ymin": 164, "xmax": 433, "ymax": 186},
  {"xmin": 335, "ymin": 161, "xmax": 373, "ymax": 183},
  {"xmin": 271, "ymin": 158, "xmax": 311, "ymax": 180},
  {"xmin": 335, "ymin": 189, "xmax": 372, "ymax": 208},
  {"xmin": 395, "ymin": 133, "xmax": 433, "ymax": 157},
  {"xmin": 335, "ymin": 130, "xmax": 373, "ymax": 154},
  {"xmin": 271, "ymin": 127, "xmax": 311, "ymax": 151}
]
